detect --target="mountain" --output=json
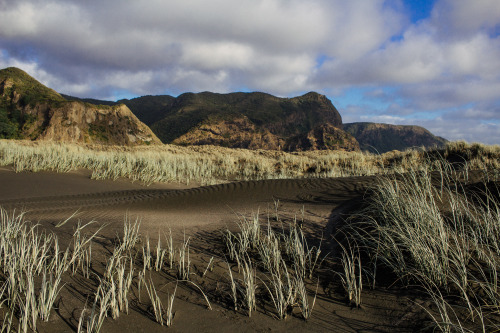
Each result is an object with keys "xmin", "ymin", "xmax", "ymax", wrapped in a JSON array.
[
  {"xmin": 65, "ymin": 91, "xmax": 447, "ymax": 153},
  {"xmin": 0, "ymin": 67, "xmax": 160, "ymax": 145},
  {"xmin": 118, "ymin": 95, "xmax": 176, "ymax": 126},
  {"xmin": 343, "ymin": 122, "xmax": 448, "ymax": 153},
  {"xmin": 116, "ymin": 91, "xmax": 359, "ymax": 151},
  {"xmin": 8, "ymin": 66, "xmax": 447, "ymax": 152}
]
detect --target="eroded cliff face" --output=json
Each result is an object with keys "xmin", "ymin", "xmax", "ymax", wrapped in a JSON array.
[
  {"xmin": 31, "ymin": 102, "xmax": 160, "ymax": 145},
  {"xmin": 172, "ymin": 116, "xmax": 282, "ymax": 149},
  {"xmin": 172, "ymin": 116, "xmax": 359, "ymax": 152},
  {"xmin": 0, "ymin": 68, "xmax": 160, "ymax": 145},
  {"xmin": 6, "ymin": 99, "xmax": 160, "ymax": 146},
  {"xmin": 286, "ymin": 123, "xmax": 360, "ymax": 152}
]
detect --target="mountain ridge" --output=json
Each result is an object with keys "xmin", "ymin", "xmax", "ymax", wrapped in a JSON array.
[
  {"xmin": 1, "ymin": 67, "xmax": 448, "ymax": 152},
  {"xmin": 64, "ymin": 89, "xmax": 360, "ymax": 151}
]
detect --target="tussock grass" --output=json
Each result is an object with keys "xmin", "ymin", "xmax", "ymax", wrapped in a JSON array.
[
  {"xmin": 120, "ymin": 215, "xmax": 141, "ymax": 252},
  {"xmin": 0, "ymin": 209, "xmax": 218, "ymax": 332},
  {"xmin": 223, "ymin": 212, "xmax": 323, "ymax": 320},
  {"xmin": 2, "ymin": 139, "xmax": 498, "ymax": 185},
  {"xmin": 77, "ymin": 299, "xmax": 107, "ymax": 333},
  {"xmin": 177, "ymin": 233, "xmax": 191, "ymax": 280},
  {"xmin": 0, "ymin": 208, "xmax": 102, "ymax": 332},
  {"xmin": 337, "ymin": 241, "xmax": 362, "ymax": 308},
  {"xmin": 296, "ymin": 277, "xmax": 318, "ymax": 321},
  {"xmin": 341, "ymin": 158, "xmax": 500, "ymax": 331},
  {"xmin": 143, "ymin": 277, "xmax": 168, "ymax": 326}
]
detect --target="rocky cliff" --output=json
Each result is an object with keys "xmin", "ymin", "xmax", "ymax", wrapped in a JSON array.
[
  {"xmin": 172, "ymin": 115, "xmax": 282, "ymax": 149},
  {"xmin": 0, "ymin": 67, "xmax": 160, "ymax": 145},
  {"xmin": 343, "ymin": 122, "xmax": 447, "ymax": 153},
  {"xmin": 286, "ymin": 123, "xmax": 360, "ymax": 151}
]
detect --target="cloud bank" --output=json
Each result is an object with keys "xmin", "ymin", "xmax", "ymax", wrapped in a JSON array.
[{"xmin": 0, "ymin": 0, "xmax": 499, "ymax": 144}]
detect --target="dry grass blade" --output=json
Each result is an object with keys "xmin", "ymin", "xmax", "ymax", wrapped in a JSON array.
[
  {"xmin": 295, "ymin": 276, "xmax": 319, "ymax": 321},
  {"xmin": 227, "ymin": 261, "xmax": 238, "ymax": 311},
  {"xmin": 177, "ymin": 233, "xmax": 191, "ymax": 280},
  {"xmin": 120, "ymin": 215, "xmax": 141, "ymax": 252},
  {"xmin": 337, "ymin": 242, "xmax": 362, "ymax": 308}
]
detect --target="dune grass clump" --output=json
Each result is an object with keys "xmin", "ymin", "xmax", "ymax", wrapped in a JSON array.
[
  {"xmin": 97, "ymin": 248, "xmax": 135, "ymax": 319},
  {"xmin": 177, "ymin": 233, "xmax": 191, "ymax": 280},
  {"xmin": 0, "ymin": 208, "xmax": 218, "ymax": 332},
  {"xmin": 226, "ymin": 255, "xmax": 258, "ymax": 317},
  {"xmin": 341, "ymin": 159, "xmax": 500, "ymax": 331},
  {"xmin": 337, "ymin": 241, "xmax": 363, "ymax": 308},
  {"xmin": 77, "ymin": 299, "xmax": 108, "ymax": 333},
  {"xmin": 0, "ymin": 208, "xmax": 102, "ymax": 333},
  {"xmin": 1, "ymin": 139, "xmax": 498, "ymax": 186},
  {"xmin": 141, "ymin": 277, "xmax": 176, "ymax": 326},
  {"xmin": 223, "ymin": 212, "xmax": 323, "ymax": 320}
]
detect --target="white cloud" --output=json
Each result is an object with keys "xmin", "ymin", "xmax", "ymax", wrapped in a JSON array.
[
  {"xmin": 0, "ymin": 0, "xmax": 498, "ymax": 144},
  {"xmin": 418, "ymin": 117, "xmax": 500, "ymax": 145},
  {"xmin": 316, "ymin": 20, "xmax": 500, "ymax": 87},
  {"xmin": 0, "ymin": 0, "xmax": 406, "ymax": 95},
  {"xmin": 181, "ymin": 42, "xmax": 254, "ymax": 71},
  {"xmin": 0, "ymin": 2, "xmax": 39, "ymax": 37},
  {"xmin": 431, "ymin": 0, "xmax": 500, "ymax": 37},
  {"xmin": 319, "ymin": 30, "xmax": 446, "ymax": 85},
  {"xmin": 447, "ymin": 35, "xmax": 500, "ymax": 79},
  {"xmin": 333, "ymin": 1, "xmax": 405, "ymax": 59}
]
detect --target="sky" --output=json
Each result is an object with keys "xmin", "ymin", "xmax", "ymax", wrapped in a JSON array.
[{"xmin": 0, "ymin": 0, "xmax": 499, "ymax": 145}]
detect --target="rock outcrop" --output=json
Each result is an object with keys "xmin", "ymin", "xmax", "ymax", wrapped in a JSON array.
[
  {"xmin": 0, "ymin": 67, "xmax": 160, "ymax": 145},
  {"xmin": 286, "ymin": 123, "xmax": 360, "ymax": 151},
  {"xmin": 172, "ymin": 116, "xmax": 282, "ymax": 149}
]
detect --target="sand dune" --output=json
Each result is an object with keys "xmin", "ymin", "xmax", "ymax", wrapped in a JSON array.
[
  {"xmin": 0, "ymin": 168, "xmax": 430, "ymax": 332},
  {"xmin": 0, "ymin": 168, "xmax": 372, "ymax": 233}
]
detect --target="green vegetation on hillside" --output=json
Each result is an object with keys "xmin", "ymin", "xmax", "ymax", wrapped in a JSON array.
[
  {"xmin": 0, "ymin": 107, "xmax": 18, "ymax": 138},
  {"xmin": 0, "ymin": 102, "xmax": 39, "ymax": 140},
  {"xmin": 118, "ymin": 95, "xmax": 175, "ymax": 125},
  {"xmin": 343, "ymin": 122, "xmax": 447, "ymax": 153},
  {"xmin": 60, "ymin": 94, "xmax": 116, "ymax": 107},
  {"xmin": 0, "ymin": 67, "xmax": 65, "ymax": 107},
  {"xmin": 0, "ymin": 67, "xmax": 66, "ymax": 139},
  {"xmin": 117, "ymin": 91, "xmax": 343, "ymax": 145}
]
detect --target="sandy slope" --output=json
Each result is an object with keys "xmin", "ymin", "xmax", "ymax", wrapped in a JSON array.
[
  {"xmin": 0, "ymin": 168, "xmax": 372, "ymax": 233},
  {"xmin": 0, "ymin": 168, "xmax": 426, "ymax": 332}
]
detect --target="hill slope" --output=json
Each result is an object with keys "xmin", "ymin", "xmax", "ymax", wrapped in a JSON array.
[
  {"xmin": 0, "ymin": 67, "xmax": 160, "ymax": 145},
  {"xmin": 119, "ymin": 91, "xmax": 358, "ymax": 151},
  {"xmin": 343, "ymin": 122, "xmax": 447, "ymax": 153}
]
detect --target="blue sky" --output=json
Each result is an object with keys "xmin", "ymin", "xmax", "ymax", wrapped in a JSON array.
[
  {"xmin": 405, "ymin": 0, "xmax": 436, "ymax": 23},
  {"xmin": 0, "ymin": 0, "xmax": 499, "ymax": 144}
]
